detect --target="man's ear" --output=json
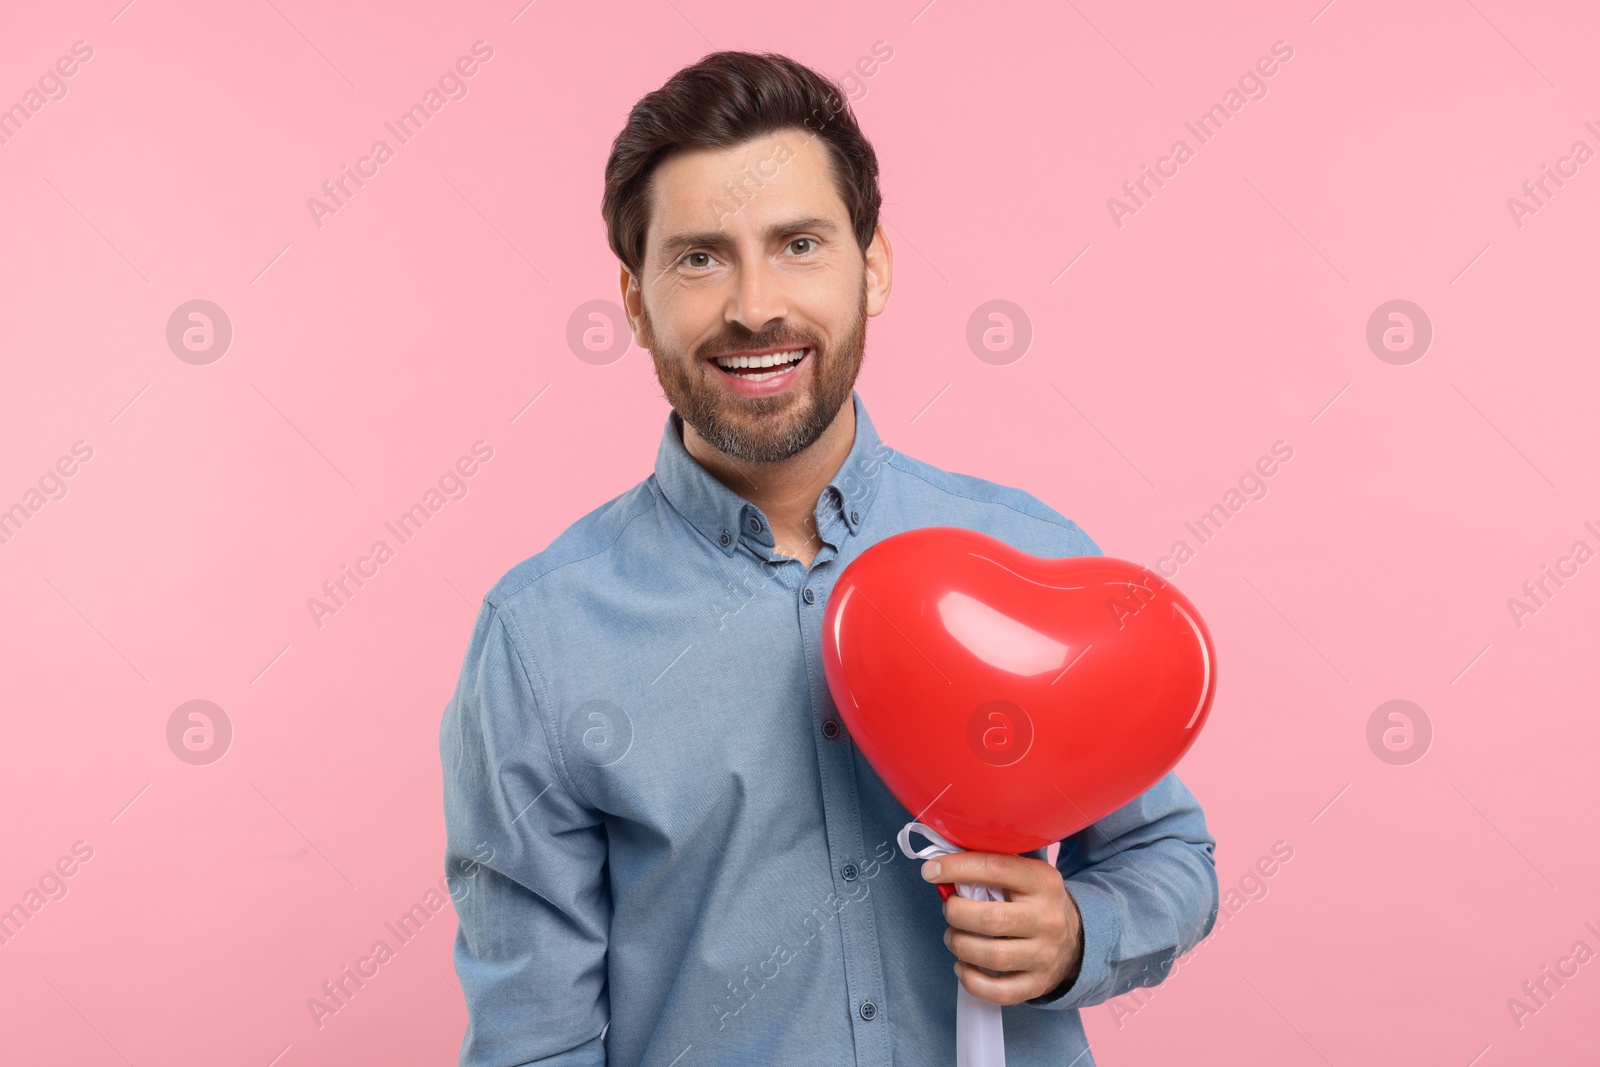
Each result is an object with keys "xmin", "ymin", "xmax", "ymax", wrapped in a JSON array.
[
  {"xmin": 619, "ymin": 265, "xmax": 646, "ymax": 347},
  {"xmin": 864, "ymin": 224, "xmax": 893, "ymax": 317}
]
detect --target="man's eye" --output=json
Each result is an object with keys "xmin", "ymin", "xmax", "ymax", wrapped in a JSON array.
[
  {"xmin": 683, "ymin": 252, "xmax": 713, "ymax": 269},
  {"xmin": 789, "ymin": 238, "xmax": 816, "ymax": 255}
]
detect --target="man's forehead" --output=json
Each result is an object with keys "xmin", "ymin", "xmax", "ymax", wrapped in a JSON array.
[{"xmin": 647, "ymin": 131, "xmax": 845, "ymax": 238}]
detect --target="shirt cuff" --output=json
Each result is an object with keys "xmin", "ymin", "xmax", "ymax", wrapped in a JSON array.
[{"xmin": 1025, "ymin": 877, "xmax": 1120, "ymax": 1010}]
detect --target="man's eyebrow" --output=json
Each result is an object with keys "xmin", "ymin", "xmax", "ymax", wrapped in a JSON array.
[{"xmin": 656, "ymin": 216, "xmax": 843, "ymax": 261}]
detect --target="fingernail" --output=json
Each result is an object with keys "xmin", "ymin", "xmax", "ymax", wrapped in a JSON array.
[{"xmin": 921, "ymin": 860, "xmax": 940, "ymax": 881}]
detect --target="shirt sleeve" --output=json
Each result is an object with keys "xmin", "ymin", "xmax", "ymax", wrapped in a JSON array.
[
  {"xmin": 440, "ymin": 600, "xmax": 611, "ymax": 1066},
  {"xmin": 1023, "ymin": 771, "xmax": 1219, "ymax": 1011}
]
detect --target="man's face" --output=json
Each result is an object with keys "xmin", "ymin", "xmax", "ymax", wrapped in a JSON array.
[{"xmin": 623, "ymin": 130, "xmax": 890, "ymax": 464}]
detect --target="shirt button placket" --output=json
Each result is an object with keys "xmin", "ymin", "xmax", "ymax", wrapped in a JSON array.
[{"xmin": 797, "ymin": 562, "xmax": 887, "ymax": 1063}]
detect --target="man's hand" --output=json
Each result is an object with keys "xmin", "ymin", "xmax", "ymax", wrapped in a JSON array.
[{"xmin": 922, "ymin": 852, "xmax": 1084, "ymax": 1005}]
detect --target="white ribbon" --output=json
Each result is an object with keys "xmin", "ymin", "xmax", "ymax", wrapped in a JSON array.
[{"xmin": 897, "ymin": 821, "xmax": 1007, "ymax": 1067}]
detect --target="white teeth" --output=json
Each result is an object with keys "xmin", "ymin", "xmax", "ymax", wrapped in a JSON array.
[
  {"xmin": 715, "ymin": 348, "xmax": 806, "ymax": 370},
  {"xmin": 740, "ymin": 363, "xmax": 800, "ymax": 382}
]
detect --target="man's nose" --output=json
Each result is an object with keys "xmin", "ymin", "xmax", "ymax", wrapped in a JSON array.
[{"xmin": 726, "ymin": 256, "xmax": 790, "ymax": 333}]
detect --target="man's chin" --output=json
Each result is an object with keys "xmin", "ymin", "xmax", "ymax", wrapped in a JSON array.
[
  {"xmin": 709, "ymin": 386, "xmax": 805, "ymax": 416},
  {"xmin": 698, "ymin": 405, "xmax": 817, "ymax": 462}
]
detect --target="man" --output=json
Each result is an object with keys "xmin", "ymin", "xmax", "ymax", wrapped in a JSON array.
[{"xmin": 441, "ymin": 50, "xmax": 1218, "ymax": 1066}]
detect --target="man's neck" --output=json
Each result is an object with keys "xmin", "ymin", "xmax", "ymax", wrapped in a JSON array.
[{"xmin": 682, "ymin": 399, "xmax": 856, "ymax": 567}]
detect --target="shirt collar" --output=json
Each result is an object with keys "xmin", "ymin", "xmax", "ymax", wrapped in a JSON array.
[{"xmin": 653, "ymin": 389, "xmax": 888, "ymax": 556}]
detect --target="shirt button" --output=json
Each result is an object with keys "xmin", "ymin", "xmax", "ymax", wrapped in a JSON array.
[
  {"xmin": 802, "ymin": 587, "xmax": 816, "ymax": 604},
  {"xmin": 850, "ymin": 509, "xmax": 860, "ymax": 524},
  {"xmin": 748, "ymin": 516, "xmax": 763, "ymax": 534},
  {"xmin": 718, "ymin": 530, "xmax": 732, "ymax": 547},
  {"xmin": 821, "ymin": 719, "xmax": 840, "ymax": 739},
  {"xmin": 859, "ymin": 1000, "xmax": 877, "ymax": 1021},
  {"xmin": 842, "ymin": 863, "xmax": 858, "ymax": 881}
]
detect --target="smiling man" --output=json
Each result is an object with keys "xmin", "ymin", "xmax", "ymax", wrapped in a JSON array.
[{"xmin": 440, "ymin": 51, "xmax": 1218, "ymax": 1067}]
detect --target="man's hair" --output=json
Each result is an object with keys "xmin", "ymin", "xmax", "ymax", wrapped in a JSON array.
[{"xmin": 602, "ymin": 51, "xmax": 882, "ymax": 277}]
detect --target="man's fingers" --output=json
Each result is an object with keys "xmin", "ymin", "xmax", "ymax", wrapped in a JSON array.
[
  {"xmin": 921, "ymin": 851, "xmax": 1056, "ymax": 894},
  {"xmin": 943, "ymin": 895, "xmax": 1036, "ymax": 937},
  {"xmin": 953, "ymin": 959, "xmax": 1053, "ymax": 1006},
  {"xmin": 930, "ymin": 863, "xmax": 1083, "ymax": 1008},
  {"xmin": 944, "ymin": 927, "xmax": 1042, "ymax": 974}
]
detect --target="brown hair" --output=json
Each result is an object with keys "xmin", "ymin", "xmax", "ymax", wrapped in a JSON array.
[{"xmin": 602, "ymin": 51, "xmax": 882, "ymax": 277}]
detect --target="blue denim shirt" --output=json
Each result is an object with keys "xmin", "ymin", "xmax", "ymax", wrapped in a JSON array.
[{"xmin": 440, "ymin": 391, "xmax": 1218, "ymax": 1066}]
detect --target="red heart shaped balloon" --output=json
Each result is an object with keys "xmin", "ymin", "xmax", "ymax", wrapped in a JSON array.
[{"xmin": 822, "ymin": 527, "xmax": 1217, "ymax": 855}]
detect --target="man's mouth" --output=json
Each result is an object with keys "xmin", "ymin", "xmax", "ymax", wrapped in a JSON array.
[{"xmin": 709, "ymin": 347, "xmax": 810, "ymax": 383}]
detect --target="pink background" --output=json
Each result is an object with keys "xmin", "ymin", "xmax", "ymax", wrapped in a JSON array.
[{"xmin": 2, "ymin": 0, "xmax": 1597, "ymax": 1063}]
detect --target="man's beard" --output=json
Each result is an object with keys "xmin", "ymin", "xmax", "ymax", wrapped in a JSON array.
[{"xmin": 642, "ymin": 282, "xmax": 868, "ymax": 464}]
